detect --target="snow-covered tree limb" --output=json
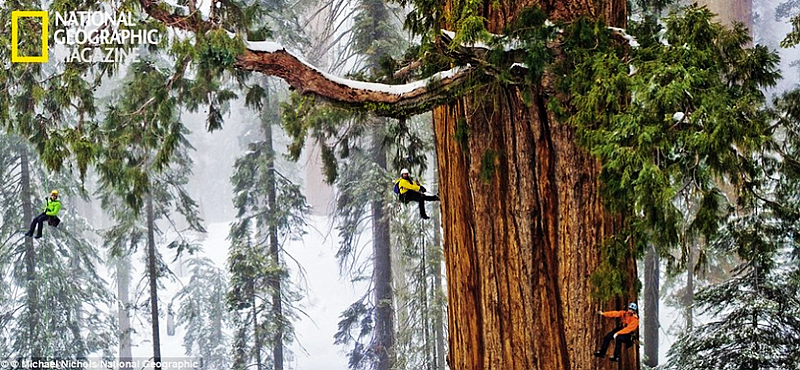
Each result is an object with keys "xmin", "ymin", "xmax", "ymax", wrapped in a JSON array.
[
  {"xmin": 233, "ymin": 47, "xmax": 479, "ymax": 117},
  {"xmin": 138, "ymin": 0, "xmax": 481, "ymax": 118},
  {"xmin": 138, "ymin": 0, "xmax": 638, "ymax": 117}
]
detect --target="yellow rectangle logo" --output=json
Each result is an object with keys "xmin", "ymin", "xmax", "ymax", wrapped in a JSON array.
[{"xmin": 11, "ymin": 11, "xmax": 49, "ymax": 63}]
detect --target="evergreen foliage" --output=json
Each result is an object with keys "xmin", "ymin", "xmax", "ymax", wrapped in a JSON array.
[
  {"xmin": 1, "ymin": 0, "xmax": 312, "ymax": 213},
  {"xmin": 278, "ymin": 1, "xmax": 448, "ymax": 369},
  {"xmin": 390, "ymin": 210, "xmax": 447, "ymax": 370},
  {"xmin": 96, "ymin": 58, "xmax": 206, "ymax": 362},
  {"xmin": 0, "ymin": 134, "xmax": 114, "ymax": 358},
  {"xmin": 334, "ymin": 293, "xmax": 377, "ymax": 369},
  {"xmin": 661, "ymin": 20, "xmax": 800, "ymax": 359},
  {"xmin": 227, "ymin": 82, "xmax": 308, "ymax": 370},
  {"xmin": 329, "ymin": 103, "xmax": 440, "ymax": 370},
  {"xmin": 665, "ymin": 93, "xmax": 800, "ymax": 368},
  {"xmin": 778, "ymin": 0, "xmax": 800, "ymax": 48},
  {"xmin": 174, "ymin": 257, "xmax": 231, "ymax": 369},
  {"xmin": 554, "ymin": 5, "xmax": 781, "ymax": 299}
]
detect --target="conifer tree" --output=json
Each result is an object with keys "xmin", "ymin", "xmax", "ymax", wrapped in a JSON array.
[
  {"xmin": 665, "ymin": 198, "xmax": 800, "ymax": 368},
  {"xmin": 0, "ymin": 0, "xmax": 107, "ymax": 355},
  {"xmin": 663, "ymin": 10, "xmax": 800, "ymax": 359},
  {"xmin": 107, "ymin": 249, "xmax": 134, "ymax": 369},
  {"xmin": 665, "ymin": 90, "xmax": 800, "ymax": 368},
  {"xmin": 228, "ymin": 79, "xmax": 308, "ymax": 370},
  {"xmin": 174, "ymin": 257, "xmax": 231, "ymax": 369},
  {"xmin": 281, "ymin": 1, "xmax": 441, "ymax": 369},
  {"xmin": 0, "ymin": 134, "xmax": 114, "ymax": 358},
  {"xmin": 391, "ymin": 206, "xmax": 447, "ymax": 370},
  {"xmin": 98, "ymin": 59, "xmax": 206, "ymax": 364}
]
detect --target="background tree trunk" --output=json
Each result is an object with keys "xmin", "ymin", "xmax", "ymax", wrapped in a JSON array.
[
  {"xmin": 146, "ymin": 193, "xmax": 162, "ymax": 367},
  {"xmin": 684, "ymin": 240, "xmax": 695, "ymax": 330},
  {"xmin": 19, "ymin": 144, "xmax": 41, "ymax": 356},
  {"xmin": 643, "ymin": 244, "xmax": 659, "ymax": 367},
  {"xmin": 117, "ymin": 254, "xmax": 134, "ymax": 370},
  {"xmin": 253, "ymin": 288, "xmax": 263, "ymax": 370},
  {"xmin": 263, "ymin": 84, "xmax": 285, "ymax": 370},
  {"xmin": 695, "ymin": 0, "xmax": 752, "ymax": 29},
  {"xmin": 434, "ymin": 1, "xmax": 638, "ymax": 369},
  {"xmin": 371, "ymin": 125, "xmax": 394, "ymax": 370},
  {"xmin": 68, "ymin": 254, "xmax": 88, "ymax": 358}
]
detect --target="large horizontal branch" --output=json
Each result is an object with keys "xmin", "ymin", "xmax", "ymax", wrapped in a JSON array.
[
  {"xmin": 138, "ymin": 0, "xmax": 482, "ymax": 118},
  {"xmin": 138, "ymin": 0, "xmax": 636, "ymax": 117},
  {"xmin": 234, "ymin": 48, "xmax": 479, "ymax": 118}
]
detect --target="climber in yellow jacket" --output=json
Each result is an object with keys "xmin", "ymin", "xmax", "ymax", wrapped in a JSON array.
[
  {"xmin": 594, "ymin": 302, "xmax": 639, "ymax": 362},
  {"xmin": 394, "ymin": 168, "xmax": 439, "ymax": 219}
]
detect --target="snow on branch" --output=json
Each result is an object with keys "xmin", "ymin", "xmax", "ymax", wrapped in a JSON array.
[
  {"xmin": 245, "ymin": 40, "xmax": 467, "ymax": 95},
  {"xmin": 440, "ymin": 29, "xmax": 523, "ymax": 51},
  {"xmin": 139, "ymin": 0, "xmax": 638, "ymax": 117},
  {"xmin": 608, "ymin": 27, "xmax": 640, "ymax": 48},
  {"xmin": 139, "ymin": 0, "xmax": 478, "ymax": 118},
  {"xmin": 234, "ymin": 45, "xmax": 477, "ymax": 117}
]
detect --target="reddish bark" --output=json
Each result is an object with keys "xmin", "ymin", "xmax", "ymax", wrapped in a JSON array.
[{"xmin": 433, "ymin": 1, "xmax": 638, "ymax": 369}]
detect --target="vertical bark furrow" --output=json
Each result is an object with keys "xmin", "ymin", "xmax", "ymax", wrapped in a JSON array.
[
  {"xmin": 506, "ymin": 91, "xmax": 537, "ymax": 370},
  {"xmin": 464, "ymin": 96, "xmax": 501, "ymax": 370},
  {"xmin": 495, "ymin": 94, "xmax": 521, "ymax": 370},
  {"xmin": 435, "ymin": 102, "xmax": 483, "ymax": 369},
  {"xmin": 533, "ymin": 89, "xmax": 570, "ymax": 370}
]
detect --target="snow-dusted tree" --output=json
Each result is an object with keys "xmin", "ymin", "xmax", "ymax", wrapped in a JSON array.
[
  {"xmin": 98, "ymin": 60, "xmax": 207, "ymax": 363},
  {"xmin": 228, "ymin": 79, "xmax": 308, "ymax": 370},
  {"xmin": 0, "ymin": 134, "xmax": 114, "ymax": 358},
  {"xmin": 107, "ymin": 248, "xmax": 134, "ymax": 369},
  {"xmin": 280, "ymin": 1, "xmax": 436, "ymax": 369},
  {"xmin": 391, "ymin": 206, "xmax": 447, "ymax": 370},
  {"xmin": 174, "ymin": 257, "xmax": 231, "ymax": 369},
  {"xmin": 666, "ymin": 8, "xmax": 800, "ymax": 369},
  {"xmin": 666, "ymin": 89, "xmax": 800, "ymax": 368},
  {"xmin": 666, "ymin": 215, "xmax": 800, "ymax": 368}
]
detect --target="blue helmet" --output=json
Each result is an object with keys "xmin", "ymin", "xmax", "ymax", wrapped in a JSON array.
[{"xmin": 628, "ymin": 302, "xmax": 638, "ymax": 311}]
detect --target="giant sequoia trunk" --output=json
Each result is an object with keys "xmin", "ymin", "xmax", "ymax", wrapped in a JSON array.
[{"xmin": 434, "ymin": 1, "xmax": 638, "ymax": 369}]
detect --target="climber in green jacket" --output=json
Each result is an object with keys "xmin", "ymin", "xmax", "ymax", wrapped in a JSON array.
[{"xmin": 24, "ymin": 190, "xmax": 62, "ymax": 239}]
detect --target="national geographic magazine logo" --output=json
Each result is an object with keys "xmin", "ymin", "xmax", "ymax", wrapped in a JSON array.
[{"xmin": 11, "ymin": 10, "xmax": 161, "ymax": 63}]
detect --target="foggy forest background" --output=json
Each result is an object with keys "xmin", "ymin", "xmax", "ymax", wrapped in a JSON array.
[{"xmin": 1, "ymin": 0, "xmax": 800, "ymax": 369}]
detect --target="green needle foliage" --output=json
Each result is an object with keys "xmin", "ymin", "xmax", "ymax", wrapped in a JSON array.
[
  {"xmin": 554, "ymin": 5, "xmax": 781, "ymax": 298},
  {"xmin": 665, "ymin": 89, "xmax": 800, "ymax": 369},
  {"xmin": 228, "ymin": 82, "xmax": 308, "ymax": 370},
  {"xmin": 0, "ymin": 134, "xmax": 114, "ymax": 358},
  {"xmin": 1, "ymin": 0, "xmax": 293, "ymax": 214},
  {"xmin": 175, "ymin": 257, "xmax": 231, "ymax": 369}
]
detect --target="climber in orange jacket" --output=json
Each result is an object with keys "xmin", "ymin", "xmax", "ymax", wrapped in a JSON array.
[{"xmin": 594, "ymin": 302, "xmax": 639, "ymax": 362}]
